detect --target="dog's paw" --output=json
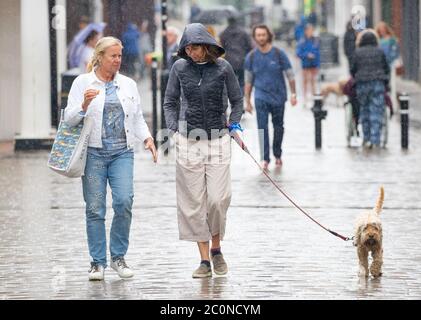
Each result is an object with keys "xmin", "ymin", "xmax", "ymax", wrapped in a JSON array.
[
  {"xmin": 359, "ymin": 267, "xmax": 369, "ymax": 277},
  {"xmin": 371, "ymin": 270, "xmax": 383, "ymax": 278}
]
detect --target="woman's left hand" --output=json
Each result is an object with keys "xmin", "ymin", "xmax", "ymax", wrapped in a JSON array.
[{"xmin": 144, "ymin": 138, "xmax": 158, "ymax": 163}]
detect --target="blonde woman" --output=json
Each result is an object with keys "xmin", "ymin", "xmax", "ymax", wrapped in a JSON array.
[
  {"xmin": 64, "ymin": 37, "xmax": 157, "ymax": 281},
  {"xmin": 376, "ymin": 22, "xmax": 400, "ymax": 67}
]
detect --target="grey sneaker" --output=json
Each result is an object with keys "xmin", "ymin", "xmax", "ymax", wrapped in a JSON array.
[
  {"xmin": 211, "ymin": 253, "xmax": 228, "ymax": 275},
  {"xmin": 192, "ymin": 262, "xmax": 212, "ymax": 278},
  {"xmin": 111, "ymin": 257, "xmax": 134, "ymax": 279}
]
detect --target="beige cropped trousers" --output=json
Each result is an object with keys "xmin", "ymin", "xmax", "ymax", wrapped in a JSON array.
[{"xmin": 175, "ymin": 133, "xmax": 232, "ymax": 242}]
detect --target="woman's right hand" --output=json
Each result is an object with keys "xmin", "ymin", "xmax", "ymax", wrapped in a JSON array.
[
  {"xmin": 82, "ymin": 89, "xmax": 100, "ymax": 112},
  {"xmin": 144, "ymin": 137, "xmax": 158, "ymax": 163}
]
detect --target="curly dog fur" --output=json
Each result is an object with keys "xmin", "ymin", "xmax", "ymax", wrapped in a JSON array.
[{"xmin": 354, "ymin": 187, "xmax": 384, "ymax": 278}]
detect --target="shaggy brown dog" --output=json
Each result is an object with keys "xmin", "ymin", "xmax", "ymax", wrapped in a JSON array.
[{"xmin": 354, "ymin": 187, "xmax": 384, "ymax": 278}]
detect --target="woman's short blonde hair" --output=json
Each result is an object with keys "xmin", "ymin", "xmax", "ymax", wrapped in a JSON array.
[{"xmin": 87, "ymin": 36, "xmax": 123, "ymax": 72}]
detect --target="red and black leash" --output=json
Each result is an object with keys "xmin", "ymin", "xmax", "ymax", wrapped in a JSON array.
[{"xmin": 231, "ymin": 132, "xmax": 354, "ymax": 242}]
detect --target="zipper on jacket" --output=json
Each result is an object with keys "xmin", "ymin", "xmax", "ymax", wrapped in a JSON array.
[{"xmin": 197, "ymin": 69, "xmax": 208, "ymax": 134}]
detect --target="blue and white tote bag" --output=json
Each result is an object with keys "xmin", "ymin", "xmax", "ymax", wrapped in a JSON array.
[{"xmin": 47, "ymin": 113, "xmax": 94, "ymax": 178}]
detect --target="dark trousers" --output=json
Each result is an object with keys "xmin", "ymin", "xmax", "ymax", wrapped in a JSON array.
[
  {"xmin": 234, "ymin": 68, "xmax": 245, "ymax": 95},
  {"xmin": 255, "ymin": 99, "xmax": 285, "ymax": 163}
]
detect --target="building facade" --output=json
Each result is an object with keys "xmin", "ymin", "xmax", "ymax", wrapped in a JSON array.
[
  {"xmin": 0, "ymin": 0, "xmax": 155, "ymax": 154},
  {"xmin": 0, "ymin": 0, "xmax": 53, "ymax": 154}
]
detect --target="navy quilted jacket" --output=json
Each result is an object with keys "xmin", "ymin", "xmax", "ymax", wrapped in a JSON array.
[{"xmin": 163, "ymin": 23, "xmax": 243, "ymax": 139}]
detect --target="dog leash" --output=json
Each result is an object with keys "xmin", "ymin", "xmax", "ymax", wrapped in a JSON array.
[{"xmin": 231, "ymin": 131, "xmax": 354, "ymax": 242}]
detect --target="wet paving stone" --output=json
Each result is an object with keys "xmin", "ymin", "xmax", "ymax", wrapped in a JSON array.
[{"xmin": 1, "ymin": 85, "xmax": 421, "ymax": 300}]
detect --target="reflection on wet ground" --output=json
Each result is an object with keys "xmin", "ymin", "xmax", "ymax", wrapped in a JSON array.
[{"xmin": 1, "ymin": 104, "xmax": 421, "ymax": 299}]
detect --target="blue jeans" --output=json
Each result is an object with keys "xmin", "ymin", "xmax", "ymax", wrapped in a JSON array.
[
  {"xmin": 356, "ymin": 80, "xmax": 385, "ymax": 146},
  {"xmin": 82, "ymin": 148, "xmax": 134, "ymax": 267},
  {"xmin": 255, "ymin": 99, "xmax": 285, "ymax": 162}
]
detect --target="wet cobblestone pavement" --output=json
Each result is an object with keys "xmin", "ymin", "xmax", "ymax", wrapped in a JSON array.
[{"xmin": 1, "ymin": 93, "xmax": 421, "ymax": 299}]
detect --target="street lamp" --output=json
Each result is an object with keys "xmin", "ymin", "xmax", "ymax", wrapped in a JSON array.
[
  {"xmin": 162, "ymin": 0, "xmax": 168, "ymax": 70},
  {"xmin": 161, "ymin": 0, "xmax": 169, "ymax": 154}
]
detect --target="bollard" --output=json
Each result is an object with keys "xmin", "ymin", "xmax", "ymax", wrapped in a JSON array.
[
  {"xmin": 151, "ymin": 57, "xmax": 158, "ymax": 146},
  {"xmin": 311, "ymin": 94, "xmax": 328, "ymax": 149},
  {"xmin": 399, "ymin": 92, "xmax": 410, "ymax": 149}
]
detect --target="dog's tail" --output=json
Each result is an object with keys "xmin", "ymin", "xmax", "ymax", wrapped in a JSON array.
[{"xmin": 374, "ymin": 186, "xmax": 385, "ymax": 215}]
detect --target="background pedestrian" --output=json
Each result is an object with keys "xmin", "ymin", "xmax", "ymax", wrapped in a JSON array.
[
  {"xmin": 296, "ymin": 24, "xmax": 320, "ymax": 105},
  {"xmin": 166, "ymin": 26, "xmax": 181, "ymax": 69},
  {"xmin": 121, "ymin": 22, "xmax": 140, "ymax": 77},
  {"xmin": 219, "ymin": 15, "xmax": 253, "ymax": 94},
  {"xmin": 351, "ymin": 29, "xmax": 390, "ymax": 149},
  {"xmin": 376, "ymin": 21, "xmax": 402, "ymax": 109},
  {"xmin": 78, "ymin": 30, "xmax": 101, "ymax": 72},
  {"xmin": 344, "ymin": 19, "xmax": 358, "ymax": 72},
  {"xmin": 244, "ymin": 24, "xmax": 297, "ymax": 171}
]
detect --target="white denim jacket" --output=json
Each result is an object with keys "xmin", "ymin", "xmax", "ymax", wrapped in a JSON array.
[{"xmin": 64, "ymin": 71, "xmax": 152, "ymax": 149}]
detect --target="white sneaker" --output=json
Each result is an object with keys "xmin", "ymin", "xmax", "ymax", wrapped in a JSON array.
[
  {"xmin": 88, "ymin": 263, "xmax": 104, "ymax": 281},
  {"xmin": 350, "ymin": 136, "xmax": 363, "ymax": 148},
  {"xmin": 110, "ymin": 257, "xmax": 134, "ymax": 279}
]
